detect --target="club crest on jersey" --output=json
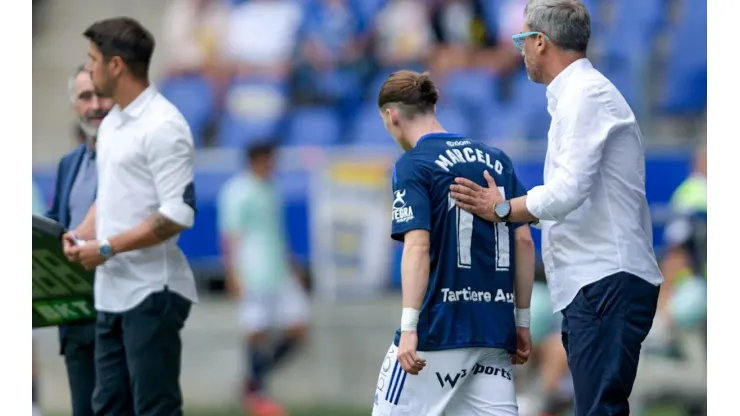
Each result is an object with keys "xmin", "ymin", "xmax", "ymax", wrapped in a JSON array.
[{"xmin": 392, "ymin": 189, "xmax": 415, "ymax": 223}]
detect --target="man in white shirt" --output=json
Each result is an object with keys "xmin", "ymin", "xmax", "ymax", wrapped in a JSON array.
[
  {"xmin": 449, "ymin": 1, "xmax": 663, "ymax": 415},
  {"xmin": 64, "ymin": 17, "xmax": 198, "ymax": 416}
]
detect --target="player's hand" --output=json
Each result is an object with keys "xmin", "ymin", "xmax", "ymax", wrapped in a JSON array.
[
  {"xmin": 69, "ymin": 240, "xmax": 107, "ymax": 270},
  {"xmin": 397, "ymin": 330, "xmax": 426, "ymax": 375},
  {"xmin": 62, "ymin": 232, "xmax": 79, "ymax": 262},
  {"xmin": 449, "ymin": 171, "xmax": 504, "ymax": 222},
  {"xmin": 512, "ymin": 327, "xmax": 532, "ymax": 365}
]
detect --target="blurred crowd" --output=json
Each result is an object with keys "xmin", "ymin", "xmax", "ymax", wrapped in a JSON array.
[{"xmin": 154, "ymin": 0, "xmax": 706, "ymax": 149}]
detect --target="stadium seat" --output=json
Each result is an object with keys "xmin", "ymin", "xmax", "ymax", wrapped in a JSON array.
[
  {"xmin": 659, "ymin": 0, "xmax": 707, "ymax": 115},
  {"xmin": 442, "ymin": 69, "xmax": 501, "ymax": 117},
  {"xmin": 217, "ymin": 77, "xmax": 289, "ymax": 148},
  {"xmin": 159, "ymin": 75, "xmax": 216, "ymax": 147},
  {"xmin": 285, "ymin": 107, "xmax": 342, "ymax": 146},
  {"xmin": 349, "ymin": 103, "xmax": 393, "ymax": 146},
  {"xmin": 507, "ymin": 72, "xmax": 550, "ymax": 141},
  {"xmin": 480, "ymin": 104, "xmax": 519, "ymax": 141},
  {"xmin": 355, "ymin": 0, "xmax": 386, "ymax": 24},
  {"xmin": 601, "ymin": 0, "xmax": 667, "ymax": 59},
  {"xmin": 598, "ymin": 56, "xmax": 647, "ymax": 116},
  {"xmin": 436, "ymin": 105, "xmax": 473, "ymax": 139}
]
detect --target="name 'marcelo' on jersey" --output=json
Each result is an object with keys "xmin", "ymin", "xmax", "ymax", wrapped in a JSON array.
[{"xmin": 391, "ymin": 132, "xmax": 528, "ymax": 353}]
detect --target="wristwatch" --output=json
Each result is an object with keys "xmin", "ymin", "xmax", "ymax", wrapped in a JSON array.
[
  {"xmin": 494, "ymin": 201, "xmax": 512, "ymax": 222},
  {"xmin": 99, "ymin": 239, "xmax": 115, "ymax": 259}
]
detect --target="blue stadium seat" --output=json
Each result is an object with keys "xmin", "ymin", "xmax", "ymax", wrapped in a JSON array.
[
  {"xmin": 507, "ymin": 73, "xmax": 550, "ymax": 141},
  {"xmin": 602, "ymin": 0, "xmax": 667, "ymax": 58},
  {"xmin": 159, "ymin": 75, "xmax": 216, "ymax": 147},
  {"xmin": 480, "ymin": 104, "xmax": 520, "ymax": 141},
  {"xmin": 660, "ymin": 0, "xmax": 707, "ymax": 115},
  {"xmin": 217, "ymin": 77, "xmax": 288, "ymax": 148},
  {"xmin": 442, "ymin": 70, "xmax": 501, "ymax": 116},
  {"xmin": 598, "ymin": 57, "xmax": 646, "ymax": 116},
  {"xmin": 355, "ymin": 0, "xmax": 386, "ymax": 24},
  {"xmin": 349, "ymin": 104, "xmax": 393, "ymax": 146},
  {"xmin": 285, "ymin": 107, "xmax": 342, "ymax": 146},
  {"xmin": 436, "ymin": 105, "xmax": 473, "ymax": 138}
]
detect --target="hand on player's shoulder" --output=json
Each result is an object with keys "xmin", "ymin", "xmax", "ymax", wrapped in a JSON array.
[{"xmin": 449, "ymin": 170, "xmax": 504, "ymax": 222}]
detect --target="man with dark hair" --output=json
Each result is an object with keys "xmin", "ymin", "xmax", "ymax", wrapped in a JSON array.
[
  {"xmin": 46, "ymin": 65, "xmax": 114, "ymax": 416},
  {"xmin": 217, "ymin": 140, "xmax": 310, "ymax": 416},
  {"xmin": 64, "ymin": 17, "xmax": 198, "ymax": 416}
]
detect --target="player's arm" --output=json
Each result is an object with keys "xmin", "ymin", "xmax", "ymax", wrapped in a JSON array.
[
  {"xmin": 401, "ymin": 229, "xmax": 431, "ymax": 312},
  {"xmin": 514, "ymin": 86, "xmax": 611, "ymax": 223},
  {"xmin": 513, "ymin": 225, "xmax": 535, "ymax": 324},
  {"xmin": 390, "ymin": 157, "xmax": 431, "ymax": 374},
  {"xmin": 390, "ymin": 158, "xmax": 432, "ymax": 330},
  {"xmin": 109, "ymin": 121, "xmax": 196, "ymax": 254}
]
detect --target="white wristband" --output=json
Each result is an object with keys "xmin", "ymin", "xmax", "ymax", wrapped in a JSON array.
[
  {"xmin": 515, "ymin": 308, "xmax": 531, "ymax": 328},
  {"xmin": 401, "ymin": 308, "xmax": 420, "ymax": 332}
]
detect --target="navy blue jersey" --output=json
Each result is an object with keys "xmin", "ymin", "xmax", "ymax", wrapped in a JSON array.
[{"xmin": 391, "ymin": 132, "xmax": 528, "ymax": 352}]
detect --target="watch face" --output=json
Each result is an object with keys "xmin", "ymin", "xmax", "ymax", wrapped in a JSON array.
[
  {"xmin": 495, "ymin": 202, "xmax": 511, "ymax": 218},
  {"xmin": 99, "ymin": 244, "xmax": 112, "ymax": 257}
]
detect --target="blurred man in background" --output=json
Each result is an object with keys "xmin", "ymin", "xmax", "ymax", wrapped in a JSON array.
[
  {"xmin": 46, "ymin": 65, "xmax": 113, "ymax": 416},
  {"xmin": 218, "ymin": 142, "xmax": 310, "ymax": 416}
]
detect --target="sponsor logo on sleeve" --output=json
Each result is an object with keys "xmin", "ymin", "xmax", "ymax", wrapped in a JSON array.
[{"xmin": 392, "ymin": 189, "xmax": 415, "ymax": 223}]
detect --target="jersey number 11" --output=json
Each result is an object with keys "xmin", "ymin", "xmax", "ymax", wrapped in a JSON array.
[{"xmin": 450, "ymin": 187, "xmax": 510, "ymax": 271}]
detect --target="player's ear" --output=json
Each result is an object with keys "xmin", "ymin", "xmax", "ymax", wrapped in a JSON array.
[{"xmin": 388, "ymin": 108, "xmax": 399, "ymax": 126}]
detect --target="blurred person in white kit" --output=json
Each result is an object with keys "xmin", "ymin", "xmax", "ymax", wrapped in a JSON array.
[
  {"xmin": 64, "ymin": 17, "xmax": 198, "ymax": 416},
  {"xmin": 217, "ymin": 141, "xmax": 310, "ymax": 416}
]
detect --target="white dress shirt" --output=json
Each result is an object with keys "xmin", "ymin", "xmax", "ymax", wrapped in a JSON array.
[
  {"xmin": 95, "ymin": 85, "xmax": 198, "ymax": 313},
  {"xmin": 525, "ymin": 58, "xmax": 663, "ymax": 312}
]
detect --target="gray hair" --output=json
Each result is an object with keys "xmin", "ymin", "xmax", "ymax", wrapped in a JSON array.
[
  {"xmin": 525, "ymin": 0, "xmax": 591, "ymax": 53},
  {"xmin": 67, "ymin": 64, "xmax": 87, "ymax": 103}
]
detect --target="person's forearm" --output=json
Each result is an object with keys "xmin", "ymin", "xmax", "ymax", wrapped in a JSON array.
[
  {"xmin": 513, "ymin": 227, "xmax": 535, "ymax": 309},
  {"xmin": 73, "ymin": 203, "xmax": 97, "ymax": 240},
  {"xmin": 108, "ymin": 212, "xmax": 186, "ymax": 254},
  {"xmin": 509, "ymin": 196, "xmax": 539, "ymax": 224},
  {"xmin": 401, "ymin": 243, "xmax": 430, "ymax": 310}
]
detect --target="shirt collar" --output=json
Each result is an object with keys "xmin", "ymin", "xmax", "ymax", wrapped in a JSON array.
[
  {"xmin": 115, "ymin": 84, "xmax": 157, "ymax": 123},
  {"xmin": 417, "ymin": 132, "xmax": 465, "ymax": 145},
  {"xmin": 546, "ymin": 58, "xmax": 592, "ymax": 112}
]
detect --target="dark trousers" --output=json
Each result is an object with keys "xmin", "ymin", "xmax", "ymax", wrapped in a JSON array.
[
  {"xmin": 561, "ymin": 272, "xmax": 660, "ymax": 416},
  {"xmin": 92, "ymin": 289, "xmax": 191, "ymax": 416},
  {"xmin": 61, "ymin": 322, "xmax": 97, "ymax": 416}
]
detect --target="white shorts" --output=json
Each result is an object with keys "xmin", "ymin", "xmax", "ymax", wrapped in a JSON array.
[
  {"xmin": 239, "ymin": 277, "xmax": 310, "ymax": 334},
  {"xmin": 372, "ymin": 343, "xmax": 517, "ymax": 416}
]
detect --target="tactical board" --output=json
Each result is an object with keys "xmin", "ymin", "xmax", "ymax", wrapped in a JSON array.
[{"xmin": 32, "ymin": 215, "xmax": 96, "ymax": 328}]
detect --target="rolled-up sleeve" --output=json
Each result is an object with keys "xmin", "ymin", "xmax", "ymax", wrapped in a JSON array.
[
  {"xmin": 145, "ymin": 119, "xmax": 196, "ymax": 228},
  {"xmin": 526, "ymin": 86, "xmax": 613, "ymax": 222}
]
